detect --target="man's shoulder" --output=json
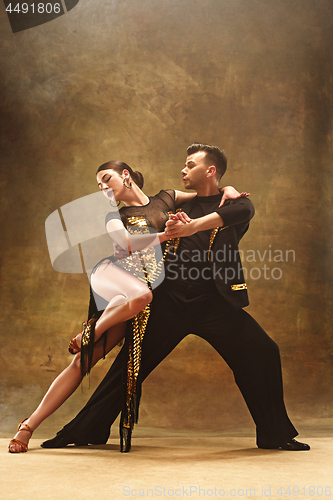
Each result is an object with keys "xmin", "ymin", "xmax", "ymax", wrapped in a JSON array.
[
  {"xmin": 223, "ymin": 197, "xmax": 254, "ymax": 208},
  {"xmin": 220, "ymin": 197, "xmax": 255, "ymax": 217}
]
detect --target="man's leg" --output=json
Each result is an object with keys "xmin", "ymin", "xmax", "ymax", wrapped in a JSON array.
[{"xmin": 197, "ymin": 298, "xmax": 299, "ymax": 448}]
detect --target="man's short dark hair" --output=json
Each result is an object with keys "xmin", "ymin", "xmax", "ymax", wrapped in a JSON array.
[{"xmin": 187, "ymin": 143, "xmax": 227, "ymax": 180}]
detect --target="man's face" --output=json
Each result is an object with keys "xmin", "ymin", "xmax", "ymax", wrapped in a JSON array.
[{"xmin": 181, "ymin": 151, "xmax": 211, "ymax": 190}]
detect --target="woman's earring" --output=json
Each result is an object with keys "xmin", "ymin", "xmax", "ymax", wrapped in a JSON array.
[{"xmin": 123, "ymin": 178, "xmax": 132, "ymax": 189}]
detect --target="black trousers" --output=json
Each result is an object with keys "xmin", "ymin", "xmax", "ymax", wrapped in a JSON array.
[{"xmin": 61, "ymin": 280, "xmax": 297, "ymax": 448}]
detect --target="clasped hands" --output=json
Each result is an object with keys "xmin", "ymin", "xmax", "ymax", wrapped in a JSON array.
[{"xmin": 164, "ymin": 212, "xmax": 193, "ymax": 238}]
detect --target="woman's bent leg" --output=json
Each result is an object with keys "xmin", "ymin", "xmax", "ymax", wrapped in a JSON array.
[
  {"xmin": 9, "ymin": 322, "xmax": 126, "ymax": 452},
  {"xmin": 90, "ymin": 262, "xmax": 152, "ymax": 340}
]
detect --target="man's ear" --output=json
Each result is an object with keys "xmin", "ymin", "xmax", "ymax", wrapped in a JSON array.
[{"xmin": 207, "ymin": 165, "xmax": 217, "ymax": 177}]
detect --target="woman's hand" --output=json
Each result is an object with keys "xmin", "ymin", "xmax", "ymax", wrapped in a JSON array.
[{"xmin": 219, "ymin": 186, "xmax": 250, "ymax": 207}]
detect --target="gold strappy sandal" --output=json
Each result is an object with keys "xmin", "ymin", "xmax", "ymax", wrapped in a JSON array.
[
  {"xmin": 68, "ymin": 334, "xmax": 81, "ymax": 354},
  {"xmin": 8, "ymin": 419, "xmax": 33, "ymax": 453}
]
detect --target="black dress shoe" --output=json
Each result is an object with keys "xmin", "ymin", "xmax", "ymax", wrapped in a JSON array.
[
  {"xmin": 41, "ymin": 430, "xmax": 88, "ymax": 448},
  {"xmin": 280, "ymin": 439, "xmax": 310, "ymax": 451}
]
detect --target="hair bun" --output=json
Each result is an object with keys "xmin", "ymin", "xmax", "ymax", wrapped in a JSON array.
[{"xmin": 132, "ymin": 170, "xmax": 144, "ymax": 189}]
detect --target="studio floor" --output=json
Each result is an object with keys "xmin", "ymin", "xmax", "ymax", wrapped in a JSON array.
[{"xmin": 1, "ymin": 424, "xmax": 332, "ymax": 500}]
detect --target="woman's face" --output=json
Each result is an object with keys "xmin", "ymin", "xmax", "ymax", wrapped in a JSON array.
[{"xmin": 96, "ymin": 169, "xmax": 126, "ymax": 201}]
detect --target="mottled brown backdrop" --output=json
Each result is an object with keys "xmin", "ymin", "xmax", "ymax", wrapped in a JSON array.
[{"xmin": 0, "ymin": 0, "xmax": 332, "ymax": 438}]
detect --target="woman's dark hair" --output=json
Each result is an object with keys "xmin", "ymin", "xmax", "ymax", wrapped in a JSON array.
[{"xmin": 96, "ymin": 161, "xmax": 144, "ymax": 189}]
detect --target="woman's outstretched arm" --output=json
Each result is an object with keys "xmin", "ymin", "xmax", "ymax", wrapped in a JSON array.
[
  {"xmin": 106, "ymin": 218, "xmax": 169, "ymax": 254},
  {"xmin": 174, "ymin": 186, "xmax": 249, "ymax": 208}
]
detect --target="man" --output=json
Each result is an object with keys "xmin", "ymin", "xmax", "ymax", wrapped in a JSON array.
[{"xmin": 42, "ymin": 143, "xmax": 309, "ymax": 452}]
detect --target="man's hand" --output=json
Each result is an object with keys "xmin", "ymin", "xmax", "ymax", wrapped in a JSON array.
[{"xmin": 219, "ymin": 186, "xmax": 250, "ymax": 207}]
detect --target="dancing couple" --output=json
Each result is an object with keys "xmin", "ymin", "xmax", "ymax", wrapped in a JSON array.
[{"xmin": 9, "ymin": 143, "xmax": 310, "ymax": 453}]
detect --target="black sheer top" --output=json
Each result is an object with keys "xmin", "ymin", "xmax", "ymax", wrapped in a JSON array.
[{"xmin": 105, "ymin": 189, "xmax": 176, "ymax": 233}]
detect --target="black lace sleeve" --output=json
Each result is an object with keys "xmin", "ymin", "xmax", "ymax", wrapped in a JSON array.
[
  {"xmin": 163, "ymin": 189, "xmax": 176, "ymax": 203},
  {"xmin": 154, "ymin": 189, "xmax": 176, "ymax": 211}
]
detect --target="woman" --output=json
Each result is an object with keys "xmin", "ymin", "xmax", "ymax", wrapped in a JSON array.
[{"xmin": 9, "ymin": 161, "xmax": 246, "ymax": 453}]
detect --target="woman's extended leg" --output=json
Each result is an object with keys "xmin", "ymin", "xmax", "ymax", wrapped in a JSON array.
[{"xmin": 9, "ymin": 322, "xmax": 126, "ymax": 453}]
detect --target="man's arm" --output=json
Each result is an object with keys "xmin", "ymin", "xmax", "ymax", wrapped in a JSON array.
[
  {"xmin": 165, "ymin": 197, "xmax": 254, "ymax": 238},
  {"xmin": 215, "ymin": 197, "xmax": 254, "ymax": 227}
]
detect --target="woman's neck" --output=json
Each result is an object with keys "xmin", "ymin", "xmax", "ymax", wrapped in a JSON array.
[{"xmin": 122, "ymin": 185, "xmax": 149, "ymax": 206}]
